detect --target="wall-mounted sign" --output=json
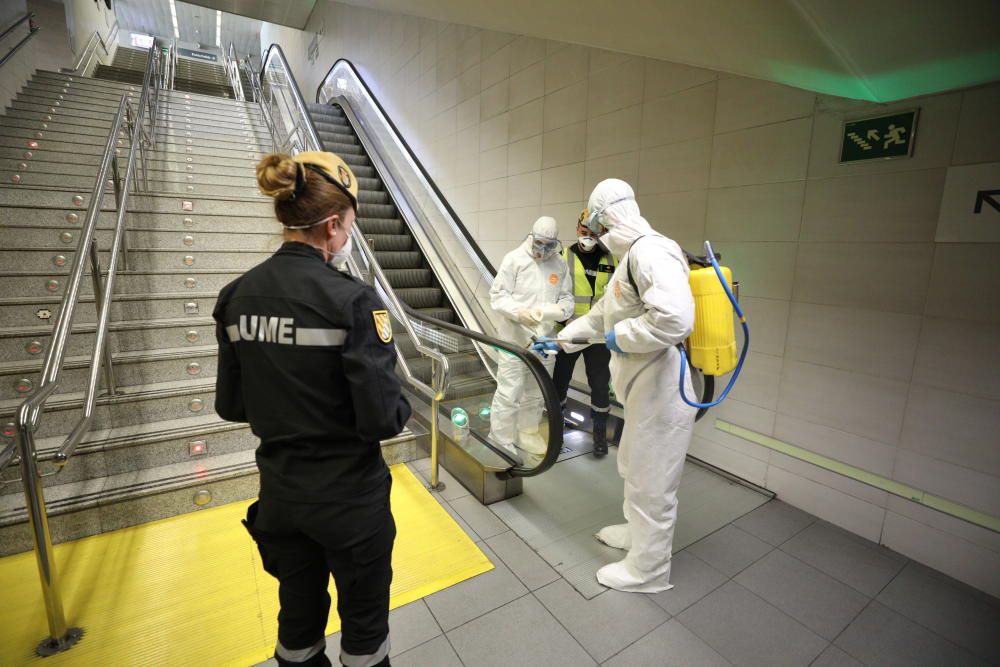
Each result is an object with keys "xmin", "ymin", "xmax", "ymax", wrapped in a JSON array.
[
  {"xmin": 177, "ymin": 47, "xmax": 218, "ymax": 63},
  {"xmin": 840, "ymin": 110, "xmax": 918, "ymax": 163},
  {"xmin": 130, "ymin": 33, "xmax": 154, "ymax": 49},
  {"xmin": 935, "ymin": 162, "xmax": 1000, "ymax": 242}
]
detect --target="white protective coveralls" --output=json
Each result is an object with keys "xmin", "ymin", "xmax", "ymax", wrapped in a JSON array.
[
  {"xmin": 489, "ymin": 216, "xmax": 574, "ymax": 455},
  {"xmin": 560, "ymin": 179, "xmax": 696, "ymax": 593}
]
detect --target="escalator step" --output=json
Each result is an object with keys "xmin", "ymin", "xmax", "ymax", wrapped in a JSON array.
[
  {"xmin": 362, "ymin": 234, "xmax": 412, "ymax": 252},
  {"xmin": 356, "ymin": 177, "xmax": 382, "ymax": 191},
  {"xmin": 322, "ymin": 141, "xmax": 364, "ymax": 156},
  {"xmin": 357, "ymin": 189, "xmax": 390, "ymax": 205},
  {"xmin": 358, "ymin": 203, "xmax": 396, "ymax": 219},
  {"xmin": 374, "ymin": 251, "xmax": 423, "ymax": 269},
  {"xmin": 393, "ymin": 287, "xmax": 443, "ymax": 309},
  {"xmin": 414, "ymin": 307, "xmax": 455, "ymax": 323},
  {"xmin": 381, "ymin": 269, "xmax": 433, "ymax": 288},
  {"xmin": 357, "ymin": 217, "xmax": 406, "ymax": 235},
  {"xmin": 341, "ymin": 153, "xmax": 371, "ymax": 169}
]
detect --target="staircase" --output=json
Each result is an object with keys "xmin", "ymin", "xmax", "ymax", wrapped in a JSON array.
[
  {"xmin": 0, "ymin": 70, "xmax": 423, "ymax": 555},
  {"xmin": 95, "ymin": 46, "xmax": 237, "ymax": 99}
]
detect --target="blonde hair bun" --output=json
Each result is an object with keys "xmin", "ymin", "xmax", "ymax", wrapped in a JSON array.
[{"xmin": 256, "ymin": 153, "xmax": 301, "ymax": 201}]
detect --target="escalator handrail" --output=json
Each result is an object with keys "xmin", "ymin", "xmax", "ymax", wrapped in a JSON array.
[
  {"xmin": 257, "ymin": 44, "xmax": 449, "ymax": 404},
  {"xmin": 316, "ymin": 58, "xmax": 496, "ymax": 278},
  {"xmin": 402, "ymin": 305, "xmax": 562, "ymax": 479}
]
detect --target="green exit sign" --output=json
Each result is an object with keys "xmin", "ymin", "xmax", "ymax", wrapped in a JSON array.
[{"xmin": 840, "ymin": 110, "xmax": 918, "ymax": 163}]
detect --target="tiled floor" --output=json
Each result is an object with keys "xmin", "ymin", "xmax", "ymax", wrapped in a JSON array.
[{"xmin": 255, "ymin": 457, "xmax": 1000, "ymax": 666}]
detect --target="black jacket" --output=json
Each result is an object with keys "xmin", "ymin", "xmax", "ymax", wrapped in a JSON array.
[{"xmin": 213, "ymin": 241, "xmax": 412, "ymax": 502}]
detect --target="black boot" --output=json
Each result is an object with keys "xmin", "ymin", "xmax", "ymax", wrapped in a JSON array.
[{"xmin": 592, "ymin": 410, "xmax": 608, "ymax": 457}]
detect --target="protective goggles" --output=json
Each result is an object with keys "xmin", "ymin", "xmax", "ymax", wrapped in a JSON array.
[
  {"xmin": 530, "ymin": 235, "xmax": 561, "ymax": 257},
  {"xmin": 582, "ymin": 195, "xmax": 634, "ymax": 234}
]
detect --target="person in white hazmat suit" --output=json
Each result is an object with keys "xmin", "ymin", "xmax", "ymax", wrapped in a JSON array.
[
  {"xmin": 535, "ymin": 179, "xmax": 697, "ymax": 593},
  {"xmin": 489, "ymin": 216, "xmax": 574, "ymax": 457}
]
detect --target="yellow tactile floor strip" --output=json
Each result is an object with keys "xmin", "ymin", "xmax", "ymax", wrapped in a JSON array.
[{"xmin": 0, "ymin": 464, "xmax": 492, "ymax": 666}]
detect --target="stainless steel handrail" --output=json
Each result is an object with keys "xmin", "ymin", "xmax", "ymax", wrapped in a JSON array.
[
  {"xmin": 0, "ymin": 12, "xmax": 39, "ymax": 70},
  {"xmin": 225, "ymin": 42, "xmax": 245, "ymax": 101},
  {"xmin": 62, "ymin": 23, "xmax": 115, "ymax": 76},
  {"xmin": 0, "ymin": 41, "xmax": 163, "ymax": 656}
]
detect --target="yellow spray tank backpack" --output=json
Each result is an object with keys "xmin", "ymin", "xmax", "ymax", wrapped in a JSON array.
[{"xmin": 625, "ymin": 237, "xmax": 748, "ymax": 420}]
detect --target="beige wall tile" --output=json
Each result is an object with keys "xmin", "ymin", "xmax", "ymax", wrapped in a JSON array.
[
  {"xmin": 643, "ymin": 57, "xmax": 717, "ymax": 101},
  {"xmin": 456, "ymin": 95, "xmax": 480, "ymax": 131},
  {"xmin": 479, "ymin": 111, "xmax": 510, "ymax": 151},
  {"xmin": 510, "ymin": 35, "xmax": 547, "ymax": 74},
  {"xmin": 924, "ymin": 244, "xmax": 1000, "ymax": 323},
  {"xmin": 710, "ymin": 118, "xmax": 812, "ymax": 188},
  {"xmin": 800, "ymin": 169, "xmax": 946, "ymax": 242},
  {"xmin": 778, "ymin": 360, "xmax": 909, "ymax": 445},
  {"xmin": 456, "ymin": 126, "xmax": 480, "ymax": 156},
  {"xmin": 481, "ymin": 43, "xmax": 510, "ymax": 91},
  {"xmin": 480, "ymin": 80, "xmax": 509, "ymax": 120},
  {"xmin": 544, "ymin": 44, "xmax": 589, "ymax": 95},
  {"xmin": 881, "ymin": 511, "xmax": 1000, "ymax": 600},
  {"xmin": 728, "ymin": 351, "xmax": 782, "ymax": 410},
  {"xmin": 640, "ymin": 190, "xmax": 707, "ymax": 241},
  {"xmin": 457, "ymin": 63, "xmax": 481, "ymax": 102},
  {"xmin": 541, "ymin": 162, "xmax": 585, "ymax": 205},
  {"xmin": 457, "ymin": 32, "xmax": 482, "ymax": 72},
  {"xmin": 768, "ymin": 448, "xmax": 890, "ymax": 509},
  {"xmin": 543, "ymin": 79, "xmax": 588, "ymax": 132},
  {"xmin": 641, "ymin": 82, "xmax": 716, "ymax": 149},
  {"xmin": 542, "ymin": 121, "xmax": 587, "ymax": 169},
  {"xmin": 434, "ymin": 78, "xmax": 458, "ymax": 114},
  {"xmin": 508, "ymin": 135, "xmax": 543, "ymax": 176},
  {"xmin": 807, "ymin": 93, "xmax": 962, "ymax": 180},
  {"xmin": 792, "ymin": 242, "xmax": 934, "ymax": 315},
  {"xmin": 478, "ymin": 210, "xmax": 507, "ymax": 241},
  {"xmin": 689, "ymin": 435, "xmax": 769, "ymax": 487},
  {"xmin": 453, "ymin": 151, "xmax": 480, "ymax": 187},
  {"xmin": 509, "ymin": 61, "xmax": 545, "ymax": 109},
  {"xmin": 721, "ymin": 242, "xmax": 797, "ymax": 300},
  {"xmin": 765, "ymin": 464, "xmax": 886, "ymax": 542},
  {"xmin": 586, "ymin": 57, "xmax": 644, "ymax": 118},
  {"xmin": 912, "ymin": 318, "xmax": 1000, "ymax": 401},
  {"xmin": 547, "ymin": 202, "xmax": 588, "ymax": 240},
  {"xmin": 697, "ymin": 397, "xmax": 777, "ymax": 445},
  {"xmin": 586, "ymin": 104, "xmax": 642, "ymax": 160},
  {"xmin": 952, "ymin": 84, "xmax": 1000, "ymax": 165},
  {"xmin": 589, "ymin": 48, "xmax": 632, "ymax": 74},
  {"xmin": 481, "ymin": 30, "xmax": 513, "ymax": 60},
  {"xmin": 433, "ymin": 106, "xmax": 457, "ymax": 142},
  {"xmin": 638, "ymin": 137, "xmax": 712, "ymax": 194},
  {"xmin": 510, "ymin": 98, "xmax": 544, "ymax": 142},
  {"xmin": 706, "ymin": 182, "xmax": 805, "ymax": 242},
  {"xmin": 506, "ymin": 205, "xmax": 541, "ymax": 240},
  {"xmin": 900, "ymin": 383, "xmax": 1000, "ymax": 476},
  {"xmin": 885, "ymin": 495, "xmax": 1000, "ymax": 562},
  {"xmin": 447, "ymin": 183, "xmax": 479, "ymax": 214},
  {"xmin": 479, "ymin": 177, "xmax": 507, "ymax": 211},
  {"xmin": 893, "ymin": 450, "xmax": 1000, "ymax": 517},
  {"xmin": 785, "ymin": 303, "xmax": 922, "ymax": 381},
  {"xmin": 436, "ymin": 51, "xmax": 458, "ymax": 86},
  {"xmin": 479, "ymin": 145, "xmax": 508, "ymax": 182},
  {"xmin": 714, "ymin": 77, "xmax": 815, "ymax": 135},
  {"xmin": 507, "ymin": 171, "xmax": 542, "ymax": 208},
  {"xmin": 584, "ymin": 151, "xmax": 640, "ymax": 196},
  {"xmin": 738, "ymin": 297, "xmax": 790, "ymax": 357},
  {"xmin": 774, "ymin": 414, "xmax": 897, "ymax": 478}
]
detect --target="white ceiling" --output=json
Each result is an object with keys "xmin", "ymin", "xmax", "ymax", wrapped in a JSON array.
[
  {"xmin": 333, "ymin": 0, "xmax": 1000, "ymax": 101},
  {"xmin": 178, "ymin": 0, "xmax": 317, "ymax": 30},
  {"xmin": 114, "ymin": 0, "xmax": 262, "ymax": 58}
]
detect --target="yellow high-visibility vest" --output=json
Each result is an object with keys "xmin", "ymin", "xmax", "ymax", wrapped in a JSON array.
[{"xmin": 564, "ymin": 245, "xmax": 615, "ymax": 320}]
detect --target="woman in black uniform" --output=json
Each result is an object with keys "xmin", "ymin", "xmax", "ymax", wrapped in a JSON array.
[{"xmin": 214, "ymin": 151, "xmax": 410, "ymax": 667}]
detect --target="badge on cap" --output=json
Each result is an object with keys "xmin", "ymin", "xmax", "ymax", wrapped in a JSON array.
[
  {"xmin": 372, "ymin": 310, "xmax": 392, "ymax": 344},
  {"xmin": 337, "ymin": 164, "xmax": 352, "ymax": 189}
]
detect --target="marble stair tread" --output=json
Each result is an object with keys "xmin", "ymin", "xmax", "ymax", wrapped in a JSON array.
[
  {"xmin": 0, "ymin": 344, "xmax": 218, "ymax": 375},
  {"xmin": 0, "ymin": 375, "xmax": 217, "ymax": 414},
  {"xmin": 0, "ymin": 448, "xmax": 258, "ymax": 520},
  {"xmin": 29, "ymin": 412, "xmax": 243, "ymax": 455},
  {"xmin": 0, "ymin": 291, "xmax": 220, "ymax": 306},
  {"xmin": 0, "ymin": 315, "xmax": 216, "ymax": 338}
]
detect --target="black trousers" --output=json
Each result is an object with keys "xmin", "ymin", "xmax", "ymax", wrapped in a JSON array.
[
  {"xmin": 552, "ymin": 345, "xmax": 612, "ymax": 410},
  {"xmin": 243, "ymin": 479, "xmax": 396, "ymax": 667}
]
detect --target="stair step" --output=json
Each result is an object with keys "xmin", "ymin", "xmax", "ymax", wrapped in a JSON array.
[
  {"xmin": 0, "ymin": 291, "xmax": 220, "ymax": 327},
  {"xmin": 0, "ymin": 268, "xmax": 243, "ymax": 300},
  {"xmin": 0, "ymin": 247, "xmax": 271, "ymax": 272}
]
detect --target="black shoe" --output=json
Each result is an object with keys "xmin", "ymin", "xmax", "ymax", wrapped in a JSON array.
[{"xmin": 592, "ymin": 410, "xmax": 608, "ymax": 457}]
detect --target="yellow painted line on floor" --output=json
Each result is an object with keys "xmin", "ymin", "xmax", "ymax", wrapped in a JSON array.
[{"xmin": 0, "ymin": 464, "xmax": 492, "ymax": 666}]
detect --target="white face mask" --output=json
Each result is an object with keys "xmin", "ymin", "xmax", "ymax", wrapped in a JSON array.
[
  {"xmin": 578, "ymin": 236, "xmax": 598, "ymax": 252},
  {"xmin": 329, "ymin": 234, "xmax": 353, "ymax": 269}
]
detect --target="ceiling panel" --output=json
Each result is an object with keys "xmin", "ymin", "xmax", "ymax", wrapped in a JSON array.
[
  {"xmin": 114, "ymin": 0, "xmax": 262, "ymax": 59},
  {"xmin": 181, "ymin": 0, "xmax": 317, "ymax": 30}
]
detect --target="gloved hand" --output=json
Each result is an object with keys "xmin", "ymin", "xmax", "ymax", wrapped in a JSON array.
[
  {"xmin": 517, "ymin": 308, "xmax": 543, "ymax": 326},
  {"xmin": 539, "ymin": 304, "xmax": 566, "ymax": 322},
  {"xmin": 530, "ymin": 339, "xmax": 561, "ymax": 353},
  {"xmin": 605, "ymin": 329, "xmax": 624, "ymax": 353}
]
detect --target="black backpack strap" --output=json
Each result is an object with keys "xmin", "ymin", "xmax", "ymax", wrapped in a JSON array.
[{"xmin": 624, "ymin": 235, "xmax": 649, "ymax": 294}]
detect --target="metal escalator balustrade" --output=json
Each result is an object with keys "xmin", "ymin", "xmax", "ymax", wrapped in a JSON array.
[{"xmin": 257, "ymin": 45, "xmax": 563, "ymax": 495}]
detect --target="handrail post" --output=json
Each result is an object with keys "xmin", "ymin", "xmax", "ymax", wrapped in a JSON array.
[
  {"xmin": 88, "ymin": 239, "xmax": 116, "ymax": 395},
  {"xmin": 16, "ymin": 417, "xmax": 82, "ymax": 655},
  {"xmin": 429, "ymin": 358, "xmax": 442, "ymax": 491}
]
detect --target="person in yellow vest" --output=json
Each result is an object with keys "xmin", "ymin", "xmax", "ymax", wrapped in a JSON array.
[{"xmin": 552, "ymin": 209, "xmax": 616, "ymax": 456}]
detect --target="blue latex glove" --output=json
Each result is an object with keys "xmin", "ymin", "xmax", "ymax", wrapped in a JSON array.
[
  {"xmin": 605, "ymin": 330, "xmax": 624, "ymax": 353},
  {"xmin": 530, "ymin": 340, "xmax": 561, "ymax": 353}
]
